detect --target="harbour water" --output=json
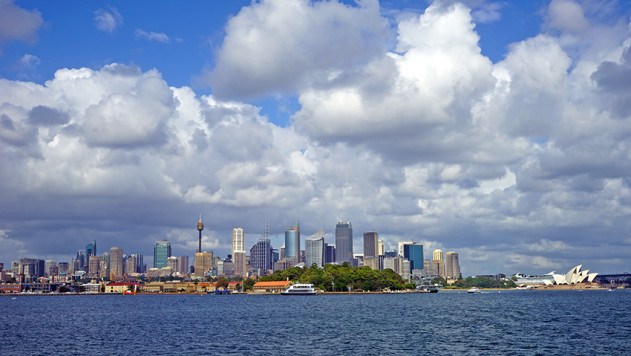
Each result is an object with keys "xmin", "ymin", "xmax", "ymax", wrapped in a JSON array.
[{"xmin": 1, "ymin": 290, "xmax": 630, "ymax": 355}]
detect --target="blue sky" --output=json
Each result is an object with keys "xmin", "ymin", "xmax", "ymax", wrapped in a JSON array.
[{"xmin": 1, "ymin": 0, "xmax": 631, "ymax": 276}]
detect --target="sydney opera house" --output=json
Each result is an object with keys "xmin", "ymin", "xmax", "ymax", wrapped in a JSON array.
[
  {"xmin": 550, "ymin": 265, "xmax": 598, "ymax": 285},
  {"xmin": 515, "ymin": 265, "xmax": 598, "ymax": 287}
]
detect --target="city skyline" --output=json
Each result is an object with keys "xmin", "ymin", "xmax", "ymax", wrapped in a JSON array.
[{"xmin": 1, "ymin": 1, "xmax": 631, "ymax": 276}]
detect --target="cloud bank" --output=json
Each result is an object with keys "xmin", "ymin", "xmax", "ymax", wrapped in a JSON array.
[{"xmin": 1, "ymin": 0, "xmax": 631, "ymax": 275}]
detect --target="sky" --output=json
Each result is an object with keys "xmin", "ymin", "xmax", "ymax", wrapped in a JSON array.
[{"xmin": 1, "ymin": 0, "xmax": 631, "ymax": 276}]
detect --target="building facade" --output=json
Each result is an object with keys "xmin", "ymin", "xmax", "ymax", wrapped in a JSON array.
[
  {"xmin": 250, "ymin": 239, "xmax": 273, "ymax": 273},
  {"xmin": 284, "ymin": 223, "xmax": 300, "ymax": 263},
  {"xmin": 232, "ymin": 227, "xmax": 245, "ymax": 256},
  {"xmin": 305, "ymin": 232, "xmax": 325, "ymax": 268},
  {"xmin": 335, "ymin": 221, "xmax": 353, "ymax": 263},
  {"xmin": 403, "ymin": 243, "xmax": 423, "ymax": 271},
  {"xmin": 363, "ymin": 231, "xmax": 379, "ymax": 258},
  {"xmin": 445, "ymin": 252, "xmax": 460, "ymax": 280},
  {"xmin": 194, "ymin": 252, "xmax": 213, "ymax": 278},
  {"xmin": 110, "ymin": 247, "xmax": 123, "ymax": 278},
  {"xmin": 154, "ymin": 240, "xmax": 172, "ymax": 269}
]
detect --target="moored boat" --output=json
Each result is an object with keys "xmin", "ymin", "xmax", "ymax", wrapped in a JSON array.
[
  {"xmin": 467, "ymin": 287, "xmax": 481, "ymax": 293},
  {"xmin": 416, "ymin": 282, "xmax": 442, "ymax": 293},
  {"xmin": 281, "ymin": 283, "xmax": 316, "ymax": 295}
]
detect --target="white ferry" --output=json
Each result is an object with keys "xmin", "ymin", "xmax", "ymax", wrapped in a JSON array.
[
  {"xmin": 281, "ymin": 283, "xmax": 316, "ymax": 296},
  {"xmin": 467, "ymin": 287, "xmax": 481, "ymax": 293}
]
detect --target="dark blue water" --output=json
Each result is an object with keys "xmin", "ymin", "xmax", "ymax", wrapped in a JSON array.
[{"xmin": 1, "ymin": 290, "xmax": 630, "ymax": 355}]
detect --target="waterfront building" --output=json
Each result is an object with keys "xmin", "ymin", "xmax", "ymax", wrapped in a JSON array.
[
  {"xmin": 154, "ymin": 240, "xmax": 172, "ymax": 268},
  {"xmin": 252, "ymin": 281, "xmax": 292, "ymax": 294},
  {"xmin": 250, "ymin": 239, "xmax": 273, "ymax": 274},
  {"xmin": 335, "ymin": 221, "xmax": 353, "ymax": 263},
  {"xmin": 232, "ymin": 227, "xmax": 245, "ymax": 256},
  {"xmin": 445, "ymin": 252, "xmax": 461, "ymax": 281},
  {"xmin": 398, "ymin": 241, "xmax": 414, "ymax": 257},
  {"xmin": 403, "ymin": 243, "xmax": 423, "ymax": 271},
  {"xmin": 305, "ymin": 231, "xmax": 325, "ymax": 268},
  {"xmin": 194, "ymin": 251, "xmax": 213, "ymax": 278},
  {"xmin": 110, "ymin": 247, "xmax": 124, "ymax": 278},
  {"xmin": 363, "ymin": 232, "xmax": 378, "ymax": 258},
  {"xmin": 285, "ymin": 222, "xmax": 301, "ymax": 263}
]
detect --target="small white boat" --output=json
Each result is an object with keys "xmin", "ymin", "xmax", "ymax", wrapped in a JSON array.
[
  {"xmin": 467, "ymin": 287, "xmax": 481, "ymax": 293},
  {"xmin": 281, "ymin": 283, "xmax": 316, "ymax": 295}
]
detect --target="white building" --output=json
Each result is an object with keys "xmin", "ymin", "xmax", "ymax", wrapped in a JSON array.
[{"xmin": 305, "ymin": 231, "xmax": 325, "ymax": 268}]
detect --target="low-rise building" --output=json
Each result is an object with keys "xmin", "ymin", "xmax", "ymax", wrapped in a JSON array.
[
  {"xmin": 105, "ymin": 282, "xmax": 142, "ymax": 293},
  {"xmin": 252, "ymin": 281, "xmax": 292, "ymax": 293}
]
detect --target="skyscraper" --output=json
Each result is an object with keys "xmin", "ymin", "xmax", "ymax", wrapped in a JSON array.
[
  {"xmin": 335, "ymin": 221, "xmax": 353, "ymax": 263},
  {"xmin": 445, "ymin": 252, "xmax": 460, "ymax": 280},
  {"xmin": 305, "ymin": 231, "xmax": 325, "ymax": 268},
  {"xmin": 233, "ymin": 251, "xmax": 246, "ymax": 277},
  {"xmin": 378, "ymin": 239, "xmax": 385, "ymax": 256},
  {"xmin": 154, "ymin": 240, "xmax": 172, "ymax": 268},
  {"xmin": 284, "ymin": 222, "xmax": 300, "ymax": 263},
  {"xmin": 232, "ymin": 227, "xmax": 245, "ymax": 257},
  {"xmin": 250, "ymin": 239, "xmax": 273, "ymax": 272},
  {"xmin": 125, "ymin": 255, "xmax": 137, "ymax": 276},
  {"xmin": 398, "ymin": 241, "xmax": 414, "ymax": 257},
  {"xmin": 177, "ymin": 256, "xmax": 189, "ymax": 275},
  {"xmin": 194, "ymin": 251, "xmax": 213, "ymax": 278},
  {"xmin": 403, "ymin": 243, "xmax": 423, "ymax": 271},
  {"xmin": 324, "ymin": 244, "xmax": 336, "ymax": 264},
  {"xmin": 433, "ymin": 249, "xmax": 445, "ymax": 279},
  {"xmin": 86, "ymin": 240, "xmax": 97, "ymax": 258},
  {"xmin": 110, "ymin": 247, "xmax": 123, "ymax": 278},
  {"xmin": 363, "ymin": 231, "xmax": 379, "ymax": 258}
]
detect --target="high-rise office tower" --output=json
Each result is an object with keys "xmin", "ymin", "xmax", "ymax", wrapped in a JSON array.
[
  {"xmin": 335, "ymin": 221, "xmax": 353, "ymax": 263},
  {"xmin": 76, "ymin": 250, "xmax": 87, "ymax": 271},
  {"xmin": 88, "ymin": 255, "xmax": 102, "ymax": 276},
  {"xmin": 176, "ymin": 256, "xmax": 189, "ymax": 276},
  {"xmin": 324, "ymin": 244, "xmax": 336, "ymax": 264},
  {"xmin": 284, "ymin": 222, "xmax": 300, "ymax": 263},
  {"xmin": 154, "ymin": 240, "xmax": 172, "ymax": 268},
  {"xmin": 433, "ymin": 249, "xmax": 445, "ymax": 279},
  {"xmin": 398, "ymin": 241, "xmax": 414, "ymax": 257},
  {"xmin": 232, "ymin": 227, "xmax": 245, "ymax": 256},
  {"xmin": 305, "ymin": 231, "xmax": 325, "ymax": 268},
  {"xmin": 125, "ymin": 255, "xmax": 137, "ymax": 276},
  {"xmin": 197, "ymin": 216, "xmax": 204, "ymax": 253},
  {"xmin": 363, "ymin": 231, "xmax": 379, "ymax": 258},
  {"xmin": 45, "ymin": 260, "xmax": 57, "ymax": 276},
  {"xmin": 233, "ymin": 251, "xmax": 246, "ymax": 277},
  {"xmin": 194, "ymin": 251, "xmax": 213, "ymax": 277},
  {"xmin": 403, "ymin": 243, "xmax": 423, "ymax": 271},
  {"xmin": 250, "ymin": 239, "xmax": 273, "ymax": 272},
  {"xmin": 378, "ymin": 239, "xmax": 385, "ymax": 256},
  {"xmin": 445, "ymin": 252, "xmax": 460, "ymax": 280},
  {"xmin": 167, "ymin": 256, "xmax": 178, "ymax": 274},
  {"xmin": 110, "ymin": 247, "xmax": 123, "ymax": 278},
  {"xmin": 86, "ymin": 240, "xmax": 97, "ymax": 258}
]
